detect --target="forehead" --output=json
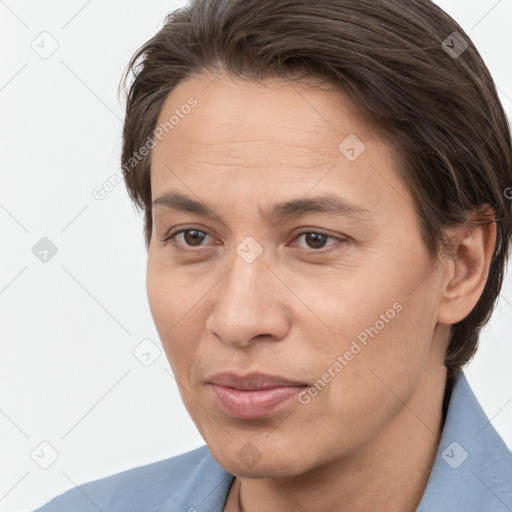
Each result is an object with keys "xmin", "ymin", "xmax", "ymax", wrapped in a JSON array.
[
  {"xmin": 152, "ymin": 71, "xmax": 382, "ymax": 164},
  {"xmin": 149, "ymin": 72, "xmax": 411, "ymax": 224}
]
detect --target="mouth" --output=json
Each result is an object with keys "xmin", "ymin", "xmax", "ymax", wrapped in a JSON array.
[{"xmin": 207, "ymin": 372, "xmax": 308, "ymax": 420}]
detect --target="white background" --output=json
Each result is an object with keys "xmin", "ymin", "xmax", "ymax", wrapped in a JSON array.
[{"xmin": 1, "ymin": 1, "xmax": 511, "ymax": 511}]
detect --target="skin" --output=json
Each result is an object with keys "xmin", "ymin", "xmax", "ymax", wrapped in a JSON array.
[{"xmin": 146, "ymin": 72, "xmax": 495, "ymax": 512}]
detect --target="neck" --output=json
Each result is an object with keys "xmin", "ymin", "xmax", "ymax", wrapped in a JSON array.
[{"xmin": 225, "ymin": 364, "xmax": 449, "ymax": 512}]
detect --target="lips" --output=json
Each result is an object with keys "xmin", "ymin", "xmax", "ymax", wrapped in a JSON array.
[
  {"xmin": 207, "ymin": 372, "xmax": 308, "ymax": 419},
  {"xmin": 208, "ymin": 372, "xmax": 307, "ymax": 390}
]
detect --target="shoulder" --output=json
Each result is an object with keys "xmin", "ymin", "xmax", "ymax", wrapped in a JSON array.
[{"xmin": 32, "ymin": 445, "xmax": 233, "ymax": 512}]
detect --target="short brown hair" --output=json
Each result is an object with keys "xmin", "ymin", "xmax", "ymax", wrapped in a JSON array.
[{"xmin": 120, "ymin": 0, "xmax": 512, "ymax": 372}]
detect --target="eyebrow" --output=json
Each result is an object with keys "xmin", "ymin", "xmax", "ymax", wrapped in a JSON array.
[{"xmin": 152, "ymin": 191, "xmax": 370, "ymax": 221}]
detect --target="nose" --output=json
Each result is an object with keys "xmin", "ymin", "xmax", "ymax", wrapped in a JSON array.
[{"xmin": 205, "ymin": 247, "xmax": 290, "ymax": 348}]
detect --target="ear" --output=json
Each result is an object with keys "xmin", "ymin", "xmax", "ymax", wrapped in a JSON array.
[{"xmin": 437, "ymin": 205, "xmax": 497, "ymax": 325}]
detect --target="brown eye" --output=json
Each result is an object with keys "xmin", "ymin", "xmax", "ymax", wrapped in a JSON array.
[
  {"xmin": 164, "ymin": 229, "xmax": 212, "ymax": 248},
  {"xmin": 302, "ymin": 233, "xmax": 330, "ymax": 249},
  {"xmin": 182, "ymin": 230, "xmax": 207, "ymax": 246},
  {"xmin": 295, "ymin": 231, "xmax": 340, "ymax": 251},
  {"xmin": 294, "ymin": 231, "xmax": 348, "ymax": 255}
]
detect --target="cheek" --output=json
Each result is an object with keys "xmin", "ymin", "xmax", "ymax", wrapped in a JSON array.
[
  {"xmin": 311, "ymin": 252, "xmax": 440, "ymax": 397},
  {"xmin": 324, "ymin": 278, "xmax": 440, "ymax": 417},
  {"xmin": 146, "ymin": 258, "xmax": 197, "ymax": 370},
  {"xmin": 146, "ymin": 249, "xmax": 197, "ymax": 326},
  {"xmin": 146, "ymin": 260, "xmax": 171, "ymax": 331}
]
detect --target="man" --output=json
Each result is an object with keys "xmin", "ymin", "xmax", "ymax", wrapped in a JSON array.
[{"xmin": 34, "ymin": 0, "xmax": 512, "ymax": 510}]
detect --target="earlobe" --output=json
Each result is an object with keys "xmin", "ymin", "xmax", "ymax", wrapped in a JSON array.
[{"xmin": 437, "ymin": 206, "xmax": 497, "ymax": 325}]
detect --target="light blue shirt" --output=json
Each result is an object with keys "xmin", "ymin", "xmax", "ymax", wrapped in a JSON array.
[{"xmin": 33, "ymin": 371, "xmax": 512, "ymax": 511}]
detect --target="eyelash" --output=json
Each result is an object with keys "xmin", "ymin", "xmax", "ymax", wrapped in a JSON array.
[{"xmin": 161, "ymin": 228, "xmax": 346, "ymax": 255}]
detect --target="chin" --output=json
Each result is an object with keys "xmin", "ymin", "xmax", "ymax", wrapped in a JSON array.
[{"xmin": 208, "ymin": 441, "xmax": 316, "ymax": 479}]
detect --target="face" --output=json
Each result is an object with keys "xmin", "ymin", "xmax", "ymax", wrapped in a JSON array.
[{"xmin": 147, "ymin": 72, "xmax": 448, "ymax": 478}]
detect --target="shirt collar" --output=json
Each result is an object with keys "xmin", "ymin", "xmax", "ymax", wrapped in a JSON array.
[{"xmin": 417, "ymin": 371, "xmax": 512, "ymax": 511}]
